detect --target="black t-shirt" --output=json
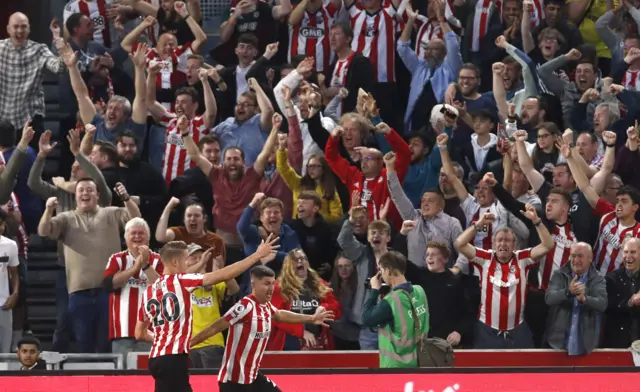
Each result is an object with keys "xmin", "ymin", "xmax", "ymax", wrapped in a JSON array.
[
  {"xmin": 537, "ymin": 181, "xmax": 599, "ymax": 244},
  {"xmin": 290, "ymin": 288, "xmax": 321, "ymax": 336},
  {"xmin": 156, "ymin": 8, "xmax": 197, "ymax": 45},
  {"xmin": 234, "ymin": 2, "xmax": 277, "ymax": 53}
]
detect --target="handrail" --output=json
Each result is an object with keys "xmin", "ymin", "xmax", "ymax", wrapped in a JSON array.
[{"xmin": 0, "ymin": 352, "xmax": 124, "ymax": 370}]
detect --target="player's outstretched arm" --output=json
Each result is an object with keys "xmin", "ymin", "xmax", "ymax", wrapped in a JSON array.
[
  {"xmin": 273, "ymin": 307, "xmax": 334, "ymax": 327},
  {"xmin": 201, "ymin": 234, "xmax": 280, "ymax": 287},
  {"xmin": 191, "ymin": 317, "xmax": 230, "ymax": 347}
]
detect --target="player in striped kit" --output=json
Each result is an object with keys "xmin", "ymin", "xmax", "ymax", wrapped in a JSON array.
[
  {"xmin": 135, "ymin": 236, "xmax": 279, "ymax": 392},
  {"xmin": 564, "ymin": 132, "xmax": 640, "ymax": 275},
  {"xmin": 288, "ymin": 0, "xmax": 341, "ymax": 73},
  {"xmin": 191, "ymin": 265, "xmax": 334, "ymax": 392},
  {"xmin": 455, "ymin": 205, "xmax": 555, "ymax": 348}
]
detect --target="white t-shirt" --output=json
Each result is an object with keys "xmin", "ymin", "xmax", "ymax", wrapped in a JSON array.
[{"xmin": 0, "ymin": 236, "xmax": 19, "ymax": 304}]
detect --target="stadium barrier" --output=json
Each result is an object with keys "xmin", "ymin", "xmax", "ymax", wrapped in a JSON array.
[
  {"xmin": 1, "ymin": 370, "xmax": 640, "ymax": 392},
  {"xmin": 126, "ymin": 349, "xmax": 636, "ymax": 369}
]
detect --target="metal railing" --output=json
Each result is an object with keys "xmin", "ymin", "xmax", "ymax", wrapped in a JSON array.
[{"xmin": 0, "ymin": 352, "xmax": 124, "ymax": 370}]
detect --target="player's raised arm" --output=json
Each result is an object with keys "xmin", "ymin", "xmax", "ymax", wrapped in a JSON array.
[{"xmin": 201, "ymin": 234, "xmax": 280, "ymax": 286}]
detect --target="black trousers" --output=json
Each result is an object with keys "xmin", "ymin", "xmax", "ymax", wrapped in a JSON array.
[
  {"xmin": 218, "ymin": 372, "xmax": 282, "ymax": 392},
  {"xmin": 148, "ymin": 353, "xmax": 192, "ymax": 392}
]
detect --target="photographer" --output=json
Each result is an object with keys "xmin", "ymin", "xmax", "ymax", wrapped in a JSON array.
[{"xmin": 361, "ymin": 251, "xmax": 429, "ymax": 368}]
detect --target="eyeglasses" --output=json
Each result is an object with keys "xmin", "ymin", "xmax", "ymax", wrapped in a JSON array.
[
  {"xmin": 306, "ymin": 164, "xmax": 322, "ymax": 169},
  {"xmin": 538, "ymin": 133, "xmax": 551, "ymax": 139},
  {"xmin": 236, "ymin": 103, "xmax": 255, "ymax": 108},
  {"xmin": 362, "ymin": 156, "xmax": 382, "ymax": 162}
]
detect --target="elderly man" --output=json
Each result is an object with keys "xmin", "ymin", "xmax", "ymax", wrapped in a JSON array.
[
  {"xmin": 103, "ymin": 217, "xmax": 162, "ymax": 357},
  {"xmin": 398, "ymin": 7, "xmax": 461, "ymax": 134},
  {"xmin": 0, "ymin": 13, "xmax": 66, "ymax": 143},
  {"xmin": 37, "ymin": 179, "xmax": 140, "ymax": 353},
  {"xmin": 455, "ymin": 207, "xmax": 554, "ymax": 349},
  {"xmin": 544, "ymin": 242, "xmax": 606, "ymax": 355},
  {"xmin": 603, "ymin": 238, "xmax": 640, "ymax": 348},
  {"xmin": 326, "ymin": 123, "xmax": 411, "ymax": 229}
]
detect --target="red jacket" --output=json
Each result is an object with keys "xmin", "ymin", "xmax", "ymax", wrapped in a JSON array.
[
  {"xmin": 325, "ymin": 128, "xmax": 411, "ymax": 229},
  {"xmin": 266, "ymin": 281, "xmax": 342, "ymax": 351}
]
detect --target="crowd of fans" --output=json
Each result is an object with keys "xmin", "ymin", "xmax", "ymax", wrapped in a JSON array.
[{"xmin": 2, "ymin": 0, "xmax": 640, "ymax": 368}]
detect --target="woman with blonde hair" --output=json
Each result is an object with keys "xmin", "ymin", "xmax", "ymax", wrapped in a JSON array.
[{"xmin": 267, "ymin": 249, "xmax": 341, "ymax": 351}]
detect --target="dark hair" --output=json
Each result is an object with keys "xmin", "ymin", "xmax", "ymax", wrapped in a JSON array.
[
  {"xmin": 459, "ymin": 63, "xmax": 481, "ymax": 79},
  {"xmin": 545, "ymin": 0, "xmax": 566, "ymax": 5},
  {"xmin": 74, "ymin": 177, "xmax": 97, "ymax": 192},
  {"xmin": 502, "ymin": 55, "xmax": 522, "ymax": 70},
  {"xmin": 116, "ymin": 130, "xmax": 138, "ymax": 144},
  {"xmin": 94, "ymin": 141, "xmax": 118, "ymax": 164},
  {"xmin": 300, "ymin": 154, "xmax": 337, "ymax": 201},
  {"xmin": 329, "ymin": 252, "xmax": 358, "ymax": 300},
  {"xmin": 175, "ymin": 86, "xmax": 199, "ymax": 103},
  {"xmin": 470, "ymin": 109, "xmax": 497, "ymax": 124},
  {"xmin": 224, "ymin": 146, "xmax": 245, "ymax": 161},
  {"xmin": 237, "ymin": 33, "xmax": 259, "ymax": 48},
  {"xmin": 184, "ymin": 202, "xmax": 205, "ymax": 215},
  {"xmin": 617, "ymin": 185, "xmax": 640, "ymax": 205},
  {"xmin": 0, "ymin": 119, "xmax": 16, "ymax": 148},
  {"xmin": 17, "ymin": 335, "xmax": 41, "ymax": 350},
  {"xmin": 407, "ymin": 128, "xmax": 434, "ymax": 156},
  {"xmin": 549, "ymin": 187, "xmax": 573, "ymax": 206},
  {"xmin": 198, "ymin": 134, "xmax": 220, "ymax": 151},
  {"xmin": 532, "ymin": 122, "xmax": 560, "ymax": 169},
  {"xmin": 65, "ymin": 13, "xmax": 86, "ymax": 37},
  {"xmin": 379, "ymin": 251, "xmax": 407, "ymax": 275},
  {"xmin": 251, "ymin": 265, "xmax": 275, "ymax": 279},
  {"xmin": 297, "ymin": 191, "xmax": 323, "ymax": 207},
  {"xmin": 422, "ymin": 188, "xmax": 445, "ymax": 202},
  {"xmin": 330, "ymin": 21, "xmax": 354, "ymax": 41}
]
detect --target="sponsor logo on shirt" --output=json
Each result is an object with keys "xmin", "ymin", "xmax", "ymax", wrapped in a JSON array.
[
  {"xmin": 192, "ymin": 294, "xmax": 214, "ymax": 307},
  {"xmin": 254, "ymin": 330, "xmax": 270, "ymax": 339},
  {"xmin": 364, "ymin": 26, "xmax": 378, "ymax": 37},
  {"xmin": 126, "ymin": 277, "xmax": 148, "ymax": 288},
  {"xmin": 552, "ymin": 233, "xmax": 576, "ymax": 248},
  {"xmin": 166, "ymin": 132, "xmax": 185, "ymax": 147},
  {"xmin": 300, "ymin": 27, "xmax": 324, "ymax": 38},
  {"xmin": 601, "ymin": 229, "xmax": 625, "ymax": 249}
]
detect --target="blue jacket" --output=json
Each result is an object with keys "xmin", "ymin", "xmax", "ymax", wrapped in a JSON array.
[
  {"xmin": 237, "ymin": 205, "xmax": 300, "ymax": 293},
  {"xmin": 398, "ymin": 31, "xmax": 462, "ymax": 134}
]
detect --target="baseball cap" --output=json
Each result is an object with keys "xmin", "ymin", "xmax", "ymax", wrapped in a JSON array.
[{"xmin": 187, "ymin": 243, "xmax": 204, "ymax": 256}]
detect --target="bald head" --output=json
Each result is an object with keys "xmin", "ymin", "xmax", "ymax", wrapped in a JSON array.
[
  {"xmin": 7, "ymin": 12, "xmax": 30, "ymax": 45},
  {"xmin": 570, "ymin": 242, "xmax": 593, "ymax": 275},
  {"xmin": 623, "ymin": 237, "xmax": 640, "ymax": 274}
]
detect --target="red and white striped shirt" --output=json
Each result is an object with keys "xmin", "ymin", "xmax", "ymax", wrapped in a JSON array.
[
  {"xmin": 159, "ymin": 113, "xmax": 210, "ymax": 184},
  {"xmin": 622, "ymin": 70, "xmax": 640, "ymax": 90},
  {"xmin": 330, "ymin": 51, "xmax": 355, "ymax": 87},
  {"xmin": 415, "ymin": 20, "xmax": 443, "ymax": 59},
  {"xmin": 139, "ymin": 42, "xmax": 192, "ymax": 108},
  {"xmin": 218, "ymin": 295, "xmax": 278, "ymax": 384},
  {"xmin": 144, "ymin": 0, "xmax": 161, "ymax": 46},
  {"xmin": 472, "ymin": 248, "xmax": 536, "ymax": 331},
  {"xmin": 538, "ymin": 221, "xmax": 576, "ymax": 291},
  {"xmin": 461, "ymin": 196, "xmax": 511, "ymax": 251},
  {"xmin": 348, "ymin": 3, "xmax": 398, "ymax": 83},
  {"xmin": 138, "ymin": 273, "xmax": 204, "ymax": 358},
  {"xmin": 593, "ymin": 198, "xmax": 640, "ymax": 274},
  {"xmin": 63, "ymin": 0, "xmax": 114, "ymax": 48},
  {"xmin": 289, "ymin": 3, "xmax": 339, "ymax": 73},
  {"xmin": 104, "ymin": 250, "xmax": 164, "ymax": 339}
]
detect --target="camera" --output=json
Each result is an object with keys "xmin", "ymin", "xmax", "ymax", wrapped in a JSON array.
[{"xmin": 365, "ymin": 273, "xmax": 391, "ymax": 297}]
